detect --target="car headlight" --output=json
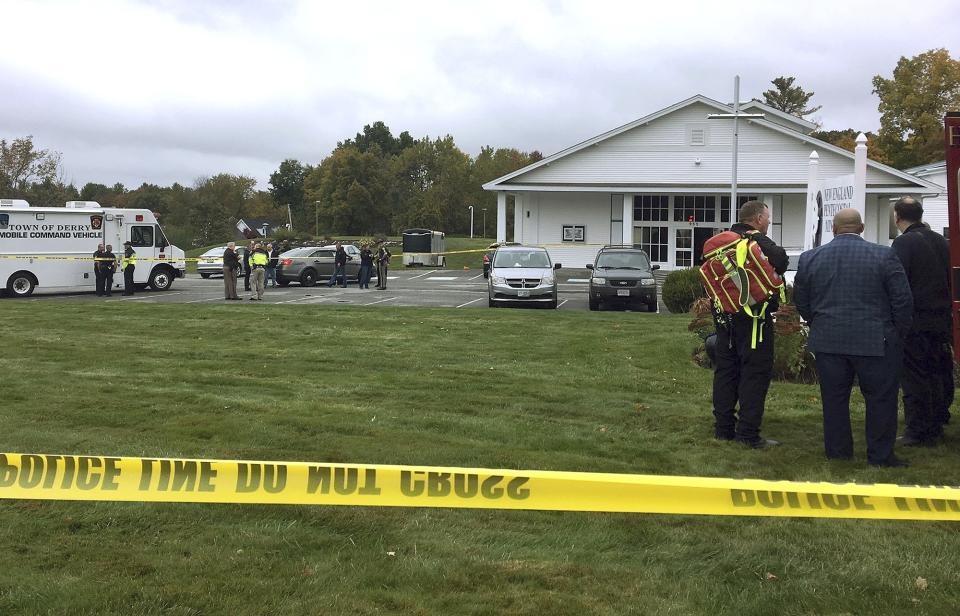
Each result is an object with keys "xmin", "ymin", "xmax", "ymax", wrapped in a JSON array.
[
  {"xmin": 640, "ymin": 278, "xmax": 656, "ymax": 286},
  {"xmin": 541, "ymin": 276, "xmax": 554, "ymax": 286},
  {"xmin": 491, "ymin": 276, "xmax": 506, "ymax": 285},
  {"xmin": 591, "ymin": 277, "xmax": 606, "ymax": 285}
]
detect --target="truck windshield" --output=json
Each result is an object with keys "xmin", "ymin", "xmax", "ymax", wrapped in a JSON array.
[{"xmin": 596, "ymin": 252, "xmax": 650, "ymax": 270}]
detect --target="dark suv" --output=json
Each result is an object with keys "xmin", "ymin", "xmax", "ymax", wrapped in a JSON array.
[{"xmin": 585, "ymin": 246, "xmax": 659, "ymax": 311}]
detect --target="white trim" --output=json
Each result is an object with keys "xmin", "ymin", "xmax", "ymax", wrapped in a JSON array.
[
  {"xmin": 493, "ymin": 184, "xmax": 931, "ymax": 194},
  {"xmin": 739, "ymin": 100, "xmax": 818, "ymax": 132}
]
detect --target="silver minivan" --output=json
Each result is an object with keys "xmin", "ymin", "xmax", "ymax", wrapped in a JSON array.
[{"xmin": 487, "ymin": 246, "xmax": 560, "ymax": 309}]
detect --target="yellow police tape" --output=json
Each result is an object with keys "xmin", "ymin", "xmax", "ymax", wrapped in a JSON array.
[{"xmin": 1, "ymin": 452, "xmax": 958, "ymax": 520}]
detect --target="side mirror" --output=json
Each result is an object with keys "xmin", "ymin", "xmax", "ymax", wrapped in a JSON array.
[
  {"xmin": 554, "ymin": 263, "xmax": 562, "ymax": 270},
  {"xmin": 652, "ymin": 264, "xmax": 660, "ymax": 270},
  {"xmin": 585, "ymin": 264, "xmax": 594, "ymax": 270}
]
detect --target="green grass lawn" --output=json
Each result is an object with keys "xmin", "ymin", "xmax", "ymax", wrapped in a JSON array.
[{"xmin": 2, "ymin": 303, "xmax": 960, "ymax": 615}]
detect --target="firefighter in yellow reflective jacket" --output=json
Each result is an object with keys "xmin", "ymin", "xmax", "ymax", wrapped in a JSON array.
[
  {"xmin": 121, "ymin": 241, "xmax": 137, "ymax": 296},
  {"xmin": 247, "ymin": 243, "xmax": 270, "ymax": 300}
]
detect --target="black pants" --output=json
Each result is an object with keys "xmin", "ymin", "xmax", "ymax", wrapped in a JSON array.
[
  {"xmin": 244, "ymin": 268, "xmax": 251, "ymax": 290},
  {"xmin": 712, "ymin": 312, "xmax": 774, "ymax": 442},
  {"xmin": 815, "ymin": 339, "xmax": 901, "ymax": 464},
  {"xmin": 94, "ymin": 269, "xmax": 105, "ymax": 295},
  {"xmin": 104, "ymin": 271, "xmax": 114, "ymax": 295},
  {"xmin": 123, "ymin": 265, "xmax": 135, "ymax": 295},
  {"xmin": 902, "ymin": 330, "xmax": 954, "ymax": 441}
]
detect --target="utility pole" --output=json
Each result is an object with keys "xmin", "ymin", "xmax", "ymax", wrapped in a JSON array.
[
  {"xmin": 315, "ymin": 200, "xmax": 321, "ymax": 238},
  {"xmin": 482, "ymin": 208, "xmax": 487, "ymax": 238},
  {"xmin": 468, "ymin": 205, "xmax": 474, "ymax": 238}
]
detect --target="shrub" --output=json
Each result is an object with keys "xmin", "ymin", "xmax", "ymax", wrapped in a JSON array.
[
  {"xmin": 688, "ymin": 294, "xmax": 816, "ymax": 383},
  {"xmin": 662, "ymin": 267, "xmax": 706, "ymax": 313}
]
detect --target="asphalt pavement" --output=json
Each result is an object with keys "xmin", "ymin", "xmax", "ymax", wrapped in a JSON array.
[{"xmin": 16, "ymin": 269, "xmax": 668, "ymax": 312}]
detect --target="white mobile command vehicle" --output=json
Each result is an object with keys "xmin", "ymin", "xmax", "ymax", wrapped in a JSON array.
[{"xmin": 0, "ymin": 199, "xmax": 186, "ymax": 297}]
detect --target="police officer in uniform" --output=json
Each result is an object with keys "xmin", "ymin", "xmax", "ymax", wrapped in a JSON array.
[
  {"xmin": 712, "ymin": 201, "xmax": 789, "ymax": 448},
  {"xmin": 93, "ymin": 244, "xmax": 106, "ymax": 296},
  {"xmin": 891, "ymin": 196, "xmax": 954, "ymax": 446},
  {"xmin": 247, "ymin": 242, "xmax": 269, "ymax": 300},
  {"xmin": 102, "ymin": 244, "xmax": 117, "ymax": 296},
  {"xmin": 121, "ymin": 241, "xmax": 137, "ymax": 296}
]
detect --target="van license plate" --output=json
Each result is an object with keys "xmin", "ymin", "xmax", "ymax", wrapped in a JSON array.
[
  {"xmin": 518, "ymin": 290, "xmax": 530, "ymax": 297},
  {"xmin": 617, "ymin": 289, "xmax": 630, "ymax": 297}
]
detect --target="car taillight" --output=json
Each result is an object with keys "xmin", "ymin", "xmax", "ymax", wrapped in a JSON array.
[{"xmin": 281, "ymin": 259, "xmax": 293, "ymax": 266}]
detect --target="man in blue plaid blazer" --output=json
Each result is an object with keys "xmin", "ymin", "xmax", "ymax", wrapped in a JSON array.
[{"xmin": 794, "ymin": 209, "xmax": 913, "ymax": 467}]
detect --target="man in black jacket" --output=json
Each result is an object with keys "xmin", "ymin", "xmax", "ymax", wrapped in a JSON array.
[
  {"xmin": 93, "ymin": 244, "xmax": 106, "ymax": 296},
  {"xmin": 712, "ymin": 201, "xmax": 789, "ymax": 448},
  {"xmin": 326, "ymin": 242, "xmax": 351, "ymax": 288},
  {"xmin": 892, "ymin": 196, "xmax": 953, "ymax": 446},
  {"xmin": 222, "ymin": 242, "xmax": 240, "ymax": 300},
  {"xmin": 102, "ymin": 244, "xmax": 117, "ymax": 296}
]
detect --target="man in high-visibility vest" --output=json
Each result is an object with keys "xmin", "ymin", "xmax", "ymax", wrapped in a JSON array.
[
  {"xmin": 121, "ymin": 241, "xmax": 137, "ymax": 296},
  {"xmin": 247, "ymin": 242, "xmax": 270, "ymax": 300}
]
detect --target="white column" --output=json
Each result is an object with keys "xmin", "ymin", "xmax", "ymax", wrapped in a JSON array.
[
  {"xmin": 854, "ymin": 133, "xmax": 868, "ymax": 217},
  {"xmin": 804, "ymin": 151, "xmax": 820, "ymax": 251},
  {"xmin": 496, "ymin": 192, "xmax": 507, "ymax": 242},
  {"xmin": 513, "ymin": 195, "xmax": 524, "ymax": 243},
  {"xmin": 622, "ymin": 194, "xmax": 633, "ymax": 244}
]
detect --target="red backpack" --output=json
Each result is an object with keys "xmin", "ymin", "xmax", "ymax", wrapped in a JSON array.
[{"xmin": 699, "ymin": 230, "xmax": 785, "ymax": 346}]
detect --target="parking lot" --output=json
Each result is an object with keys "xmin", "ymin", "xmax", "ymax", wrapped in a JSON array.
[{"xmin": 19, "ymin": 268, "xmax": 668, "ymax": 312}]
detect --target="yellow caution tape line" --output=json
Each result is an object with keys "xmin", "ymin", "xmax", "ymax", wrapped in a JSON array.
[
  {"xmin": 0, "ymin": 453, "xmax": 957, "ymax": 521},
  {"xmin": 0, "ymin": 255, "xmax": 187, "ymax": 262}
]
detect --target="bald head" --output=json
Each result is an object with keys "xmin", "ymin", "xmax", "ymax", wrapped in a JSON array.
[{"xmin": 832, "ymin": 209, "xmax": 864, "ymax": 235}]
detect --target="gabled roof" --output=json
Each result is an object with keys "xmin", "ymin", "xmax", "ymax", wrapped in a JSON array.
[
  {"xmin": 905, "ymin": 160, "xmax": 946, "ymax": 177},
  {"xmin": 483, "ymin": 95, "xmax": 941, "ymax": 193},
  {"xmin": 739, "ymin": 100, "xmax": 818, "ymax": 133}
]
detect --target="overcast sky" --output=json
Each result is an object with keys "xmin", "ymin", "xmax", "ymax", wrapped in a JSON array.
[{"xmin": 2, "ymin": 0, "xmax": 957, "ymax": 191}]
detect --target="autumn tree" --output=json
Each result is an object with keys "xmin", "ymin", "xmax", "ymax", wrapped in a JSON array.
[
  {"xmin": 268, "ymin": 159, "xmax": 310, "ymax": 230},
  {"xmin": 0, "ymin": 136, "xmax": 62, "ymax": 196},
  {"xmin": 760, "ymin": 76, "xmax": 821, "ymax": 118},
  {"xmin": 873, "ymin": 48, "xmax": 960, "ymax": 168}
]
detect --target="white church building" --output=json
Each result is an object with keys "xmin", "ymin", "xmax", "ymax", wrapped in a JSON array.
[{"xmin": 483, "ymin": 95, "xmax": 942, "ymax": 269}]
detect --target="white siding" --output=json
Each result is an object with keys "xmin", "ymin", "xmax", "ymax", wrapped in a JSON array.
[
  {"xmin": 511, "ymin": 102, "xmax": 910, "ymax": 187},
  {"xmin": 920, "ymin": 170, "xmax": 949, "ymax": 236},
  {"xmin": 780, "ymin": 194, "xmax": 806, "ymax": 250}
]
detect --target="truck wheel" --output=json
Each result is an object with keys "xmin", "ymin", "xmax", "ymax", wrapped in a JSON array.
[
  {"xmin": 488, "ymin": 297, "xmax": 496, "ymax": 308},
  {"xmin": 589, "ymin": 297, "xmax": 599, "ymax": 311},
  {"xmin": 200, "ymin": 273, "xmax": 211, "ymax": 279},
  {"xmin": 149, "ymin": 267, "xmax": 175, "ymax": 291},
  {"xmin": 300, "ymin": 269, "xmax": 317, "ymax": 287},
  {"xmin": 6, "ymin": 272, "xmax": 36, "ymax": 298},
  {"xmin": 277, "ymin": 280, "xmax": 290, "ymax": 287}
]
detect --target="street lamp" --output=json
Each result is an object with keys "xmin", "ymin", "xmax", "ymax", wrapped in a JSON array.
[
  {"xmin": 482, "ymin": 208, "xmax": 487, "ymax": 238},
  {"xmin": 707, "ymin": 75, "xmax": 764, "ymax": 224},
  {"xmin": 468, "ymin": 205, "xmax": 474, "ymax": 239},
  {"xmin": 315, "ymin": 200, "xmax": 320, "ymax": 238}
]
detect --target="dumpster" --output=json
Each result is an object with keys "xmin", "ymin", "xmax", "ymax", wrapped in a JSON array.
[{"xmin": 402, "ymin": 229, "xmax": 446, "ymax": 267}]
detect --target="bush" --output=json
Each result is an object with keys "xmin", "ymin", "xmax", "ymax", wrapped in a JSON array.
[
  {"xmin": 688, "ymin": 295, "xmax": 816, "ymax": 383},
  {"xmin": 662, "ymin": 267, "xmax": 706, "ymax": 313}
]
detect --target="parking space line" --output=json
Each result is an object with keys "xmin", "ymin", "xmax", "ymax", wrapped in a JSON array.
[
  {"xmin": 408, "ymin": 270, "xmax": 438, "ymax": 280},
  {"xmin": 468, "ymin": 274, "xmax": 484, "ymax": 280},
  {"xmin": 363, "ymin": 296, "xmax": 397, "ymax": 306},
  {"xmin": 455, "ymin": 297, "xmax": 483, "ymax": 308},
  {"xmin": 566, "ymin": 278, "xmax": 590, "ymax": 283},
  {"xmin": 558, "ymin": 299, "xmax": 568, "ymax": 308},
  {"xmin": 427, "ymin": 276, "xmax": 459, "ymax": 281},
  {"xmin": 186, "ymin": 297, "xmax": 227, "ymax": 303}
]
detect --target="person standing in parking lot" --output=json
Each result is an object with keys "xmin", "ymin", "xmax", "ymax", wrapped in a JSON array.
[
  {"xmin": 121, "ymin": 241, "xmax": 137, "ymax": 296},
  {"xmin": 241, "ymin": 241, "xmax": 254, "ymax": 291},
  {"xmin": 248, "ymin": 242, "xmax": 269, "ymax": 300},
  {"xmin": 266, "ymin": 243, "xmax": 280, "ymax": 287},
  {"xmin": 376, "ymin": 243, "xmax": 392, "ymax": 290},
  {"xmin": 358, "ymin": 244, "xmax": 374, "ymax": 289},
  {"xmin": 327, "ymin": 241, "xmax": 350, "ymax": 288},
  {"xmin": 102, "ymin": 244, "xmax": 117, "ymax": 296},
  {"xmin": 222, "ymin": 242, "xmax": 240, "ymax": 300}
]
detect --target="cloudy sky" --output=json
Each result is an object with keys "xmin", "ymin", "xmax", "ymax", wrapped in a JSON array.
[{"xmin": 2, "ymin": 0, "xmax": 957, "ymax": 191}]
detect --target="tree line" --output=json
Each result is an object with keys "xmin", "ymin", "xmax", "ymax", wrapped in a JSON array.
[{"xmin": 1, "ymin": 48, "xmax": 956, "ymax": 248}]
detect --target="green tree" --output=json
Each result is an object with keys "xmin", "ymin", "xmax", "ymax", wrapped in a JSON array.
[
  {"xmin": 192, "ymin": 174, "xmax": 256, "ymax": 246},
  {"xmin": 339, "ymin": 121, "xmax": 414, "ymax": 156},
  {"xmin": 872, "ymin": 48, "xmax": 960, "ymax": 168},
  {"xmin": 809, "ymin": 129, "xmax": 892, "ymax": 166},
  {"xmin": 0, "ymin": 135, "xmax": 61, "ymax": 195},
  {"xmin": 268, "ymin": 159, "xmax": 308, "ymax": 230},
  {"xmin": 760, "ymin": 76, "xmax": 822, "ymax": 118},
  {"xmin": 306, "ymin": 146, "xmax": 390, "ymax": 235}
]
